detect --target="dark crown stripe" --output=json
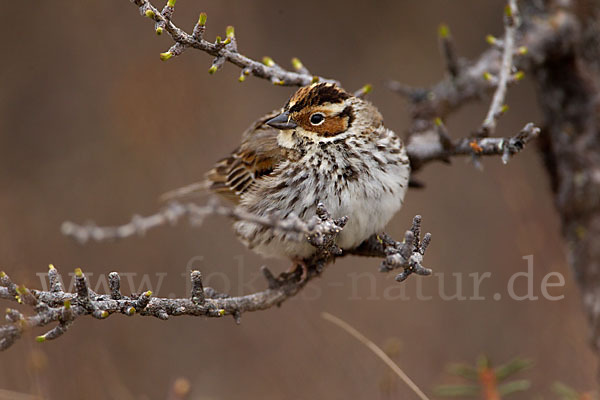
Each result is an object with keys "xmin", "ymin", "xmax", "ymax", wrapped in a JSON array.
[{"xmin": 288, "ymin": 83, "xmax": 350, "ymax": 113}]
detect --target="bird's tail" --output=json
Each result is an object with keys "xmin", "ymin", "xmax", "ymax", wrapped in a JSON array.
[{"xmin": 159, "ymin": 180, "xmax": 211, "ymax": 203}]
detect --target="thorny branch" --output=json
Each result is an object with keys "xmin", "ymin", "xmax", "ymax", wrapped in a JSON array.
[{"xmin": 1, "ymin": 206, "xmax": 431, "ymax": 350}]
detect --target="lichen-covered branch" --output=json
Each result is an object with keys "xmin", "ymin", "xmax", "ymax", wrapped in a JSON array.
[
  {"xmin": 390, "ymin": 0, "xmax": 600, "ymax": 358},
  {"xmin": 129, "ymin": 0, "xmax": 336, "ymax": 86},
  {"xmin": 388, "ymin": 0, "xmax": 580, "ymax": 171},
  {"xmin": 1, "ymin": 207, "xmax": 431, "ymax": 350}
]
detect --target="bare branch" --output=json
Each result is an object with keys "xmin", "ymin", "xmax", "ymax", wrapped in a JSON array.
[
  {"xmin": 438, "ymin": 24, "xmax": 461, "ymax": 79},
  {"xmin": 479, "ymin": 0, "xmax": 520, "ymax": 137},
  {"xmin": 407, "ymin": 122, "xmax": 540, "ymax": 170},
  {"xmin": 61, "ymin": 198, "xmax": 326, "ymax": 245},
  {"xmin": 385, "ymin": 0, "xmax": 573, "ymax": 172},
  {"xmin": 129, "ymin": 0, "xmax": 336, "ymax": 86},
  {"xmin": 2, "ymin": 205, "xmax": 432, "ymax": 350}
]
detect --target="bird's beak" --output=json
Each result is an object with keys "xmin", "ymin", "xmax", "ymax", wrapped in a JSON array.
[{"xmin": 266, "ymin": 111, "xmax": 297, "ymax": 130}]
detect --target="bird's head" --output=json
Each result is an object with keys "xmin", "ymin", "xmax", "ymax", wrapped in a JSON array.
[{"xmin": 266, "ymin": 83, "xmax": 379, "ymax": 141}]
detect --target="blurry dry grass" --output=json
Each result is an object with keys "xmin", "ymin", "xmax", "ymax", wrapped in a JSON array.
[{"xmin": 0, "ymin": 0, "xmax": 596, "ymax": 398}]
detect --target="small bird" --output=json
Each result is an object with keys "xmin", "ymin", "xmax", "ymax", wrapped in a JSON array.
[{"xmin": 163, "ymin": 83, "xmax": 410, "ymax": 262}]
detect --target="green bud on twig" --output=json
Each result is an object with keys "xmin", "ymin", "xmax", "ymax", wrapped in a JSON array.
[
  {"xmin": 198, "ymin": 12, "xmax": 207, "ymax": 27},
  {"xmin": 160, "ymin": 52, "xmax": 173, "ymax": 61},
  {"xmin": 513, "ymin": 71, "xmax": 525, "ymax": 81},
  {"xmin": 145, "ymin": 9, "xmax": 155, "ymax": 19},
  {"xmin": 291, "ymin": 57, "xmax": 303, "ymax": 71},
  {"xmin": 262, "ymin": 56, "xmax": 275, "ymax": 67},
  {"xmin": 438, "ymin": 24, "xmax": 450, "ymax": 39},
  {"xmin": 226, "ymin": 26, "xmax": 235, "ymax": 38}
]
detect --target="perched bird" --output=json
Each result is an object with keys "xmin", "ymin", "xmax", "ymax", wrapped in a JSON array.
[{"xmin": 163, "ymin": 83, "xmax": 410, "ymax": 261}]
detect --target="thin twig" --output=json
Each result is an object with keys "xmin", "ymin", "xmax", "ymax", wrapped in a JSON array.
[
  {"xmin": 321, "ymin": 312, "xmax": 431, "ymax": 400},
  {"xmin": 129, "ymin": 0, "xmax": 335, "ymax": 86},
  {"xmin": 479, "ymin": 0, "xmax": 520, "ymax": 137},
  {"xmin": 2, "ymin": 208, "xmax": 433, "ymax": 351},
  {"xmin": 61, "ymin": 198, "xmax": 327, "ymax": 244},
  {"xmin": 406, "ymin": 122, "xmax": 540, "ymax": 170}
]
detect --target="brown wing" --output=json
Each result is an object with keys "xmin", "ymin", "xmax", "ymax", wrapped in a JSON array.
[
  {"xmin": 206, "ymin": 110, "xmax": 292, "ymax": 204},
  {"xmin": 160, "ymin": 110, "xmax": 286, "ymax": 204}
]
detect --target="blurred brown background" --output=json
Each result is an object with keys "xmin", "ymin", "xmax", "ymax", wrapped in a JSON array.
[{"xmin": 0, "ymin": 0, "xmax": 595, "ymax": 398}]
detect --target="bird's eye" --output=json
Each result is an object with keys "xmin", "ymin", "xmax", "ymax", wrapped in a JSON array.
[{"xmin": 309, "ymin": 113, "xmax": 325, "ymax": 126}]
